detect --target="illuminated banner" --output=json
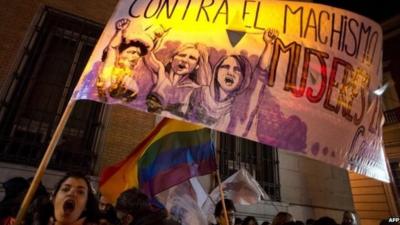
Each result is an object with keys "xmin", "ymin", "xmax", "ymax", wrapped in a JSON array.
[{"xmin": 73, "ymin": 0, "xmax": 389, "ymax": 182}]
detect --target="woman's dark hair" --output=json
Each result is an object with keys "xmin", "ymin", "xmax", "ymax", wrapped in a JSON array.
[
  {"xmin": 214, "ymin": 198, "xmax": 236, "ymax": 217},
  {"xmin": 243, "ymin": 216, "xmax": 258, "ymax": 225},
  {"xmin": 0, "ymin": 177, "xmax": 29, "ymax": 217},
  {"xmin": 52, "ymin": 172, "xmax": 99, "ymax": 223},
  {"xmin": 115, "ymin": 187, "xmax": 150, "ymax": 216},
  {"xmin": 119, "ymin": 39, "xmax": 148, "ymax": 56}
]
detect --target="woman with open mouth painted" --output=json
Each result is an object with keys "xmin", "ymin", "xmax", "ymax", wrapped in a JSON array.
[
  {"xmin": 184, "ymin": 54, "xmax": 253, "ymax": 133},
  {"xmin": 32, "ymin": 172, "xmax": 100, "ymax": 225},
  {"xmin": 144, "ymin": 41, "xmax": 212, "ymax": 116},
  {"xmin": 184, "ymin": 29, "xmax": 279, "ymax": 134}
]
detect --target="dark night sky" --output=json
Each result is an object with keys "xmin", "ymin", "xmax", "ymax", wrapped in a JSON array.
[{"xmin": 313, "ymin": 1, "xmax": 400, "ymax": 23}]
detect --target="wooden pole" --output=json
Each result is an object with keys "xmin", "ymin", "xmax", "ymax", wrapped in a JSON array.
[
  {"xmin": 213, "ymin": 129, "xmax": 230, "ymax": 225},
  {"xmin": 15, "ymin": 100, "xmax": 77, "ymax": 225},
  {"xmin": 216, "ymin": 171, "xmax": 230, "ymax": 225}
]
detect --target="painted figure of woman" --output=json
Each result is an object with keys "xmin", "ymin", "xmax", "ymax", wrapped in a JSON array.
[
  {"xmin": 185, "ymin": 54, "xmax": 252, "ymax": 130},
  {"xmin": 185, "ymin": 29, "xmax": 279, "ymax": 132},
  {"xmin": 144, "ymin": 42, "xmax": 211, "ymax": 116},
  {"xmin": 96, "ymin": 18, "xmax": 153, "ymax": 102}
]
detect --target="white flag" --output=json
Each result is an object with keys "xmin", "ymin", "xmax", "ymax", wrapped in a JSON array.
[
  {"xmin": 202, "ymin": 168, "xmax": 269, "ymax": 223},
  {"xmin": 162, "ymin": 179, "xmax": 208, "ymax": 225}
]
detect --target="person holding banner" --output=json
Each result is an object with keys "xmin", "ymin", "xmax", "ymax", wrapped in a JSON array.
[
  {"xmin": 96, "ymin": 18, "xmax": 152, "ymax": 103},
  {"xmin": 144, "ymin": 40, "xmax": 211, "ymax": 116}
]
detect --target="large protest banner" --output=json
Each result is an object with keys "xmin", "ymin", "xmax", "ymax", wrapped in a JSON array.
[{"xmin": 73, "ymin": 0, "xmax": 389, "ymax": 182}]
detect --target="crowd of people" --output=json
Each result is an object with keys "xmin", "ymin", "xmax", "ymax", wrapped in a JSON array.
[
  {"xmin": 0, "ymin": 172, "xmax": 178, "ymax": 225},
  {"xmin": 207, "ymin": 199, "xmax": 361, "ymax": 225},
  {"xmin": 0, "ymin": 175, "xmax": 392, "ymax": 225}
]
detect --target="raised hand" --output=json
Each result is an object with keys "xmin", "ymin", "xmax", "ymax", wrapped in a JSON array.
[
  {"xmin": 115, "ymin": 18, "xmax": 130, "ymax": 31},
  {"xmin": 263, "ymin": 28, "xmax": 279, "ymax": 44},
  {"xmin": 110, "ymin": 18, "xmax": 130, "ymax": 48}
]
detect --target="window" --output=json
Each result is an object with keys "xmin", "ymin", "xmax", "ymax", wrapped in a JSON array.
[
  {"xmin": 0, "ymin": 7, "xmax": 104, "ymax": 174},
  {"xmin": 218, "ymin": 132, "xmax": 280, "ymax": 201}
]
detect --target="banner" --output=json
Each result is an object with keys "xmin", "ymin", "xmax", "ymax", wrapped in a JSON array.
[
  {"xmin": 73, "ymin": 0, "xmax": 389, "ymax": 182},
  {"xmin": 162, "ymin": 179, "xmax": 209, "ymax": 225},
  {"xmin": 202, "ymin": 168, "xmax": 270, "ymax": 224}
]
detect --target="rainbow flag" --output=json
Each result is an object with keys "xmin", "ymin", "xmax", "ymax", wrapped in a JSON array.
[{"xmin": 99, "ymin": 118, "xmax": 217, "ymax": 202}]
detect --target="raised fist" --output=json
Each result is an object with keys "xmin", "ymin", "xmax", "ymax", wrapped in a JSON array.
[
  {"xmin": 115, "ymin": 18, "xmax": 130, "ymax": 31},
  {"xmin": 263, "ymin": 28, "xmax": 279, "ymax": 44}
]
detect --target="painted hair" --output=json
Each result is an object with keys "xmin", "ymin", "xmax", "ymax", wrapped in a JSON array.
[
  {"xmin": 101, "ymin": 39, "xmax": 148, "ymax": 62},
  {"xmin": 118, "ymin": 39, "xmax": 148, "ymax": 56},
  {"xmin": 211, "ymin": 54, "xmax": 252, "ymax": 100},
  {"xmin": 165, "ymin": 43, "xmax": 211, "ymax": 86}
]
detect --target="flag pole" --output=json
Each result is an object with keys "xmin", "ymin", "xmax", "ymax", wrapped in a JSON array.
[
  {"xmin": 216, "ymin": 171, "xmax": 230, "ymax": 225},
  {"xmin": 213, "ymin": 131, "xmax": 229, "ymax": 225},
  {"xmin": 15, "ymin": 99, "xmax": 77, "ymax": 225}
]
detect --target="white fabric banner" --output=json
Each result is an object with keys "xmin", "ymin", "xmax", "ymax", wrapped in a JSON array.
[
  {"xmin": 202, "ymin": 168, "xmax": 269, "ymax": 223},
  {"xmin": 161, "ymin": 179, "xmax": 209, "ymax": 225},
  {"xmin": 73, "ymin": 0, "xmax": 389, "ymax": 182}
]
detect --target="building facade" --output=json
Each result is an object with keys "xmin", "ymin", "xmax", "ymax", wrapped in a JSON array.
[
  {"xmin": 0, "ymin": 1, "xmax": 398, "ymax": 224},
  {"xmin": 348, "ymin": 14, "xmax": 400, "ymax": 225}
]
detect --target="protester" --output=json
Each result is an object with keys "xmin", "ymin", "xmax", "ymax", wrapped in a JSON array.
[
  {"xmin": 28, "ymin": 172, "xmax": 99, "ymax": 225},
  {"xmin": 115, "ymin": 187, "xmax": 172, "ymax": 225},
  {"xmin": 313, "ymin": 217, "xmax": 337, "ymax": 225},
  {"xmin": 25, "ymin": 195, "xmax": 53, "ymax": 225},
  {"xmin": 341, "ymin": 211, "xmax": 357, "ymax": 225},
  {"xmin": 234, "ymin": 217, "xmax": 242, "ymax": 225},
  {"xmin": 99, "ymin": 195, "xmax": 113, "ymax": 214},
  {"xmin": 99, "ymin": 209, "xmax": 119, "ymax": 225},
  {"xmin": 98, "ymin": 195, "xmax": 118, "ymax": 225},
  {"xmin": 271, "ymin": 212, "xmax": 294, "ymax": 225},
  {"xmin": 0, "ymin": 177, "xmax": 29, "ymax": 225},
  {"xmin": 235, "ymin": 217, "xmax": 243, "ymax": 225},
  {"xmin": 24, "ymin": 178, "xmax": 52, "ymax": 225},
  {"xmin": 242, "ymin": 216, "xmax": 258, "ymax": 225},
  {"xmin": 214, "ymin": 199, "xmax": 236, "ymax": 225},
  {"xmin": 305, "ymin": 219, "xmax": 314, "ymax": 225}
]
